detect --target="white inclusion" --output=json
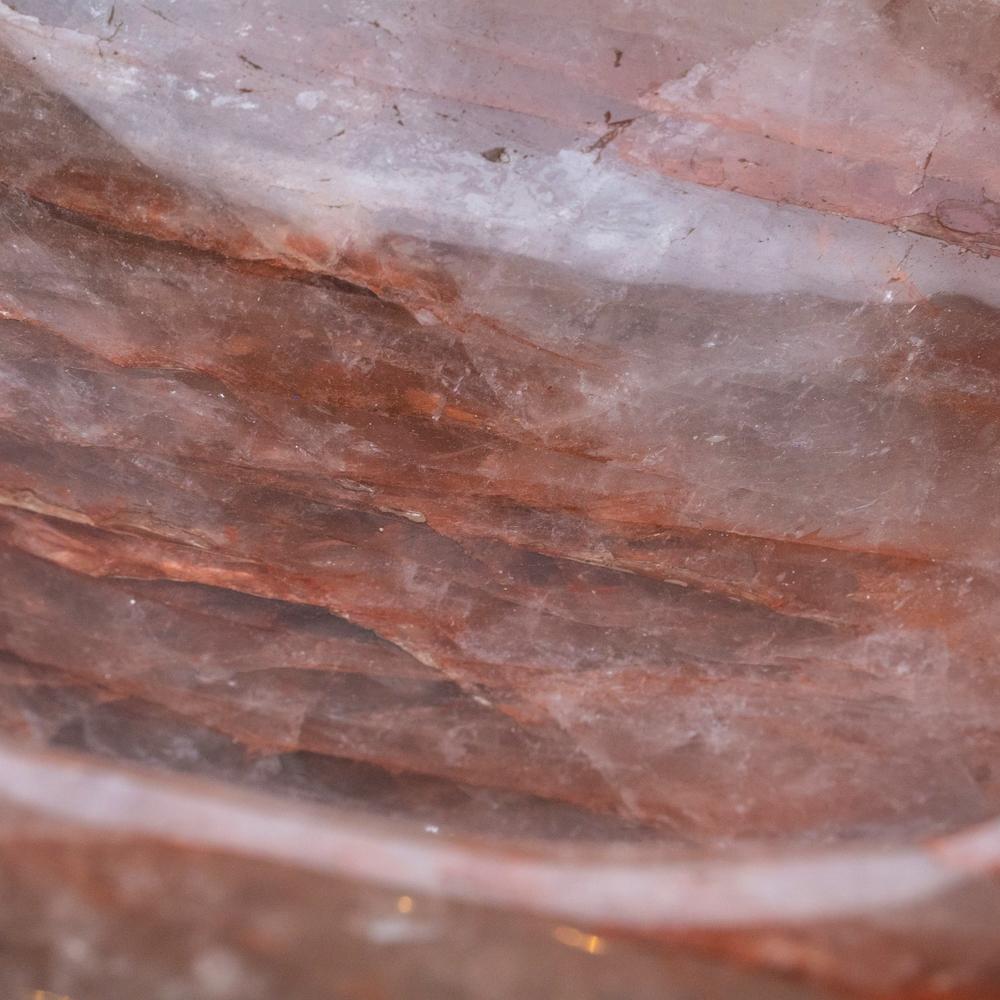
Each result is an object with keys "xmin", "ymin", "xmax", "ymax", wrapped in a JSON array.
[
  {"xmin": 296, "ymin": 90, "xmax": 326, "ymax": 111},
  {"xmin": 210, "ymin": 95, "xmax": 258, "ymax": 109},
  {"xmin": 363, "ymin": 916, "xmax": 439, "ymax": 945}
]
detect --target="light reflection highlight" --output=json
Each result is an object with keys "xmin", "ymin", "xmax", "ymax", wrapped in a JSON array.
[{"xmin": 552, "ymin": 925, "xmax": 606, "ymax": 955}]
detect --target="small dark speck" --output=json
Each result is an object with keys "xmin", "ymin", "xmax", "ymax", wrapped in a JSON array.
[
  {"xmin": 239, "ymin": 53, "xmax": 262, "ymax": 70},
  {"xmin": 613, "ymin": 48, "xmax": 623, "ymax": 68},
  {"xmin": 238, "ymin": 87, "xmax": 254, "ymax": 93},
  {"xmin": 481, "ymin": 146, "xmax": 509, "ymax": 163}
]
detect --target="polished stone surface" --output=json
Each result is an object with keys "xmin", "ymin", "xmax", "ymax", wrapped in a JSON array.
[{"xmin": 3, "ymin": 0, "xmax": 1000, "ymax": 996}]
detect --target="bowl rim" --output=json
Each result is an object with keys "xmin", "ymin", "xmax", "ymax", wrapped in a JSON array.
[{"xmin": 1, "ymin": 738, "xmax": 993, "ymax": 930}]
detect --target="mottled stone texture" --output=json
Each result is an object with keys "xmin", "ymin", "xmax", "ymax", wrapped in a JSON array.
[{"xmin": 3, "ymin": 0, "xmax": 1000, "ymax": 997}]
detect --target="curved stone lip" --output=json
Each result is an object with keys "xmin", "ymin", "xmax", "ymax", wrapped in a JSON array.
[{"xmin": 0, "ymin": 739, "xmax": 993, "ymax": 930}]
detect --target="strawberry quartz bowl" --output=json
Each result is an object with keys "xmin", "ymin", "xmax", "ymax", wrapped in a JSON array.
[{"xmin": 3, "ymin": 1, "xmax": 1000, "ymax": 997}]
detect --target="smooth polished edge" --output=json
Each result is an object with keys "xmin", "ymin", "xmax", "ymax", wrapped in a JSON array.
[{"xmin": 0, "ymin": 739, "xmax": 989, "ymax": 929}]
